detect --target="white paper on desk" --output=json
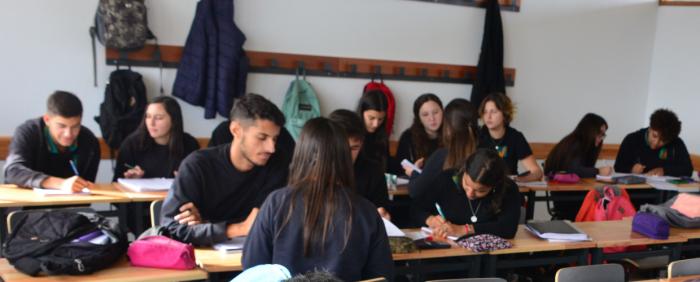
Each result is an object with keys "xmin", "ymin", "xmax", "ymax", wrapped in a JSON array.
[
  {"xmin": 516, "ymin": 181, "xmax": 547, "ymax": 188},
  {"xmin": 647, "ymin": 180, "xmax": 679, "ymax": 191},
  {"xmin": 382, "ymin": 218, "xmax": 405, "ymax": 237},
  {"xmin": 32, "ymin": 187, "xmax": 91, "ymax": 196},
  {"xmin": 117, "ymin": 178, "xmax": 174, "ymax": 192},
  {"xmin": 396, "ymin": 178, "xmax": 409, "ymax": 186},
  {"xmin": 213, "ymin": 236, "xmax": 246, "ymax": 252},
  {"xmin": 404, "ymin": 230, "xmax": 427, "ymax": 241},
  {"xmin": 420, "ymin": 226, "xmax": 459, "ymax": 241}
]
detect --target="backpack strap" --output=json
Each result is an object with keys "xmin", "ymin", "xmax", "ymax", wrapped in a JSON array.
[
  {"xmin": 90, "ymin": 26, "xmax": 98, "ymax": 87},
  {"xmin": 147, "ymin": 29, "xmax": 164, "ymax": 96}
]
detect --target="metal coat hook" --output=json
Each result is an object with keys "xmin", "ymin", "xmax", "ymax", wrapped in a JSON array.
[
  {"xmin": 420, "ymin": 68, "xmax": 428, "ymax": 77},
  {"xmin": 269, "ymin": 59, "xmax": 278, "ymax": 68}
]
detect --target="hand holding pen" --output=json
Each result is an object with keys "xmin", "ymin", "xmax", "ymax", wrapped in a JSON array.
[
  {"xmin": 60, "ymin": 160, "xmax": 93, "ymax": 192},
  {"xmin": 123, "ymin": 163, "xmax": 145, "ymax": 179}
]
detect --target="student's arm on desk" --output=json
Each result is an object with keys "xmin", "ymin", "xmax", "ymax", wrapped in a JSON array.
[
  {"xmin": 516, "ymin": 155, "xmax": 543, "ymax": 182},
  {"xmin": 3, "ymin": 125, "xmax": 48, "ymax": 188}
]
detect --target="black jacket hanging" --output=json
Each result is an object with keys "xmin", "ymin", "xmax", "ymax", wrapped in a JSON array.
[{"xmin": 470, "ymin": 0, "xmax": 506, "ymax": 107}]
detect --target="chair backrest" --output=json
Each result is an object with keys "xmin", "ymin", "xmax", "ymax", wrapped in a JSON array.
[
  {"xmin": 668, "ymin": 258, "xmax": 700, "ymax": 278},
  {"xmin": 7, "ymin": 207, "xmax": 96, "ymax": 234},
  {"xmin": 555, "ymin": 264, "xmax": 624, "ymax": 282},
  {"xmin": 150, "ymin": 200, "xmax": 163, "ymax": 228},
  {"xmin": 427, "ymin": 278, "xmax": 506, "ymax": 282}
]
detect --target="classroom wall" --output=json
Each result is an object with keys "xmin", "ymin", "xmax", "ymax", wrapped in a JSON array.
[
  {"xmin": 0, "ymin": 0, "xmax": 660, "ymax": 183},
  {"xmin": 646, "ymin": 6, "xmax": 700, "ymax": 154}
]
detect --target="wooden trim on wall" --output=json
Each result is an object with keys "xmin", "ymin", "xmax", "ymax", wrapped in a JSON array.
[
  {"xmin": 106, "ymin": 45, "xmax": 517, "ymax": 86},
  {"xmin": 659, "ymin": 0, "xmax": 700, "ymax": 6}
]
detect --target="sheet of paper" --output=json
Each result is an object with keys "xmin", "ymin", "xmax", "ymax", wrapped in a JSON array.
[
  {"xmin": 382, "ymin": 218, "xmax": 405, "ymax": 237},
  {"xmin": 33, "ymin": 187, "xmax": 91, "ymax": 196},
  {"xmin": 420, "ymin": 226, "xmax": 459, "ymax": 241},
  {"xmin": 213, "ymin": 236, "xmax": 246, "ymax": 252},
  {"xmin": 117, "ymin": 178, "xmax": 174, "ymax": 192}
]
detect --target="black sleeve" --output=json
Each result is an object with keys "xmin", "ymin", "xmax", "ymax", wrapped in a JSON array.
[
  {"xmin": 80, "ymin": 133, "xmax": 100, "ymax": 182},
  {"xmin": 242, "ymin": 190, "xmax": 277, "ymax": 269},
  {"xmin": 362, "ymin": 211, "xmax": 395, "ymax": 280},
  {"xmin": 160, "ymin": 155, "xmax": 228, "ymax": 246},
  {"xmin": 473, "ymin": 181, "xmax": 521, "ymax": 239},
  {"xmin": 568, "ymin": 157, "xmax": 599, "ymax": 178},
  {"xmin": 513, "ymin": 131, "xmax": 533, "ymax": 161},
  {"xmin": 3, "ymin": 122, "xmax": 46, "ymax": 187},
  {"xmin": 408, "ymin": 149, "xmax": 446, "ymax": 200},
  {"xmin": 113, "ymin": 137, "xmax": 135, "ymax": 182},
  {"xmin": 367, "ymin": 167, "xmax": 389, "ymax": 208},
  {"xmin": 614, "ymin": 133, "xmax": 638, "ymax": 173},
  {"xmin": 663, "ymin": 139, "xmax": 693, "ymax": 177}
]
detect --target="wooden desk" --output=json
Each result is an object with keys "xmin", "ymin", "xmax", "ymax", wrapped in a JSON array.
[
  {"xmin": 575, "ymin": 218, "xmax": 686, "ymax": 264},
  {"xmin": 0, "ymin": 257, "xmax": 207, "ymax": 282},
  {"xmin": 194, "ymin": 248, "xmax": 242, "ymax": 273},
  {"xmin": 483, "ymin": 225, "xmax": 595, "ymax": 276},
  {"xmin": 525, "ymin": 178, "xmax": 653, "ymax": 192},
  {"xmin": 665, "ymin": 274, "xmax": 700, "ymax": 282},
  {"xmin": 0, "ymin": 185, "xmax": 131, "ymax": 207}
]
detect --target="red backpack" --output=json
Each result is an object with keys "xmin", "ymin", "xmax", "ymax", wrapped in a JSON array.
[{"xmin": 363, "ymin": 78, "xmax": 396, "ymax": 136}]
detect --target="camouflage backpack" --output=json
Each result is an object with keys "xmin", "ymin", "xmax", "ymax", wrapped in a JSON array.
[
  {"xmin": 389, "ymin": 237, "xmax": 417, "ymax": 254},
  {"xmin": 89, "ymin": 0, "xmax": 161, "ymax": 87}
]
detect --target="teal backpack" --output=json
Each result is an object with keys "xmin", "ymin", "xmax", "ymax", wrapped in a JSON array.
[{"xmin": 282, "ymin": 70, "xmax": 321, "ymax": 140}]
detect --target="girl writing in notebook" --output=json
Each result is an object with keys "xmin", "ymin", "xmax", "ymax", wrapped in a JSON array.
[
  {"xmin": 113, "ymin": 96, "xmax": 200, "ymax": 181},
  {"xmin": 431, "ymin": 148, "xmax": 522, "ymax": 239},
  {"xmin": 478, "ymin": 93, "xmax": 542, "ymax": 182}
]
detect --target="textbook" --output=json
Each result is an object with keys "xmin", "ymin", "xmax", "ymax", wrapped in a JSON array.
[
  {"xmin": 117, "ymin": 178, "xmax": 174, "ymax": 192},
  {"xmin": 33, "ymin": 187, "xmax": 91, "ymax": 196},
  {"xmin": 213, "ymin": 236, "xmax": 246, "ymax": 252},
  {"xmin": 525, "ymin": 220, "xmax": 589, "ymax": 242}
]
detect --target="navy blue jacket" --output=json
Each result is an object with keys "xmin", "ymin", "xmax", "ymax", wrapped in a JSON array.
[{"xmin": 173, "ymin": 0, "xmax": 248, "ymax": 119}]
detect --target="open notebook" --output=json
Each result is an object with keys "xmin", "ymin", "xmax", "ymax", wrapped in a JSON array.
[{"xmin": 33, "ymin": 187, "xmax": 91, "ymax": 196}]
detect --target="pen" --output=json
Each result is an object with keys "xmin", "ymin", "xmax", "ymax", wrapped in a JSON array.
[
  {"xmin": 518, "ymin": 170, "xmax": 531, "ymax": 177},
  {"xmin": 69, "ymin": 160, "xmax": 79, "ymax": 176},
  {"xmin": 435, "ymin": 203, "xmax": 446, "ymax": 220},
  {"xmin": 124, "ymin": 163, "xmax": 135, "ymax": 169}
]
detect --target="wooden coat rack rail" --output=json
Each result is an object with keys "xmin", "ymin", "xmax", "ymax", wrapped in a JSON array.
[{"xmin": 106, "ymin": 44, "xmax": 516, "ymax": 86}]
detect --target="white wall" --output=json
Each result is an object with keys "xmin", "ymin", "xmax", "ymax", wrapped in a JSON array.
[
  {"xmin": 0, "ymin": 0, "xmax": 661, "ymax": 183},
  {"xmin": 647, "ymin": 7, "xmax": 700, "ymax": 154}
]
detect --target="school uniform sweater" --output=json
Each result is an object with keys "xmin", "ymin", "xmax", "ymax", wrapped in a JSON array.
[
  {"xmin": 3, "ymin": 118, "xmax": 100, "ymax": 187},
  {"xmin": 160, "ymin": 143, "xmax": 290, "ymax": 246},
  {"xmin": 112, "ymin": 131, "xmax": 200, "ymax": 181},
  {"xmin": 242, "ymin": 187, "xmax": 395, "ymax": 281},
  {"xmin": 614, "ymin": 128, "xmax": 692, "ymax": 177}
]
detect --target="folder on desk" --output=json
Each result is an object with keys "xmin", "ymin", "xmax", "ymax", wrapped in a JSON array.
[
  {"xmin": 525, "ymin": 220, "xmax": 589, "ymax": 242},
  {"xmin": 117, "ymin": 178, "xmax": 174, "ymax": 192}
]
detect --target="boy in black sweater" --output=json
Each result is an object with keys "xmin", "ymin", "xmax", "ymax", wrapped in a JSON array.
[
  {"xmin": 161, "ymin": 94, "xmax": 291, "ymax": 246},
  {"xmin": 3, "ymin": 91, "xmax": 99, "ymax": 192},
  {"xmin": 615, "ymin": 109, "xmax": 692, "ymax": 208},
  {"xmin": 615, "ymin": 109, "xmax": 692, "ymax": 177}
]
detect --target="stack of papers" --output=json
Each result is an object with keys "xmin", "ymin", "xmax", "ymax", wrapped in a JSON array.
[
  {"xmin": 516, "ymin": 181, "xmax": 548, "ymax": 188},
  {"xmin": 33, "ymin": 187, "xmax": 91, "ymax": 196},
  {"xmin": 117, "ymin": 178, "xmax": 174, "ymax": 192},
  {"xmin": 525, "ymin": 220, "xmax": 589, "ymax": 242},
  {"xmin": 213, "ymin": 237, "xmax": 246, "ymax": 252}
]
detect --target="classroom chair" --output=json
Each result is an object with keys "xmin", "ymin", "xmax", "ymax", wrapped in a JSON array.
[
  {"xmin": 668, "ymin": 257, "xmax": 700, "ymax": 278},
  {"xmin": 358, "ymin": 278, "xmax": 388, "ymax": 282},
  {"xmin": 555, "ymin": 264, "xmax": 624, "ymax": 282},
  {"xmin": 7, "ymin": 207, "xmax": 96, "ymax": 234},
  {"xmin": 427, "ymin": 278, "xmax": 506, "ymax": 282},
  {"xmin": 149, "ymin": 199, "xmax": 163, "ymax": 228}
]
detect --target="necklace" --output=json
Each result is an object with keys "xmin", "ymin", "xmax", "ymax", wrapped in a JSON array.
[{"xmin": 467, "ymin": 198, "xmax": 482, "ymax": 223}]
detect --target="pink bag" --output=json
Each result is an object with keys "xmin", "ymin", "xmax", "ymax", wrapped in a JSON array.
[
  {"xmin": 670, "ymin": 193, "xmax": 700, "ymax": 218},
  {"xmin": 127, "ymin": 236, "xmax": 196, "ymax": 270},
  {"xmin": 551, "ymin": 173, "xmax": 580, "ymax": 184},
  {"xmin": 593, "ymin": 186, "xmax": 640, "ymax": 253}
]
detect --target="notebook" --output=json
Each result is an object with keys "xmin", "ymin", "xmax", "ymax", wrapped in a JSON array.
[
  {"xmin": 117, "ymin": 178, "xmax": 174, "ymax": 192},
  {"xmin": 525, "ymin": 220, "xmax": 589, "ymax": 242}
]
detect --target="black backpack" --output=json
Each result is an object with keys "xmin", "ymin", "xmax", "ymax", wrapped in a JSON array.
[
  {"xmin": 94, "ymin": 69, "xmax": 148, "ymax": 150},
  {"xmin": 2, "ymin": 211, "xmax": 128, "ymax": 276}
]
